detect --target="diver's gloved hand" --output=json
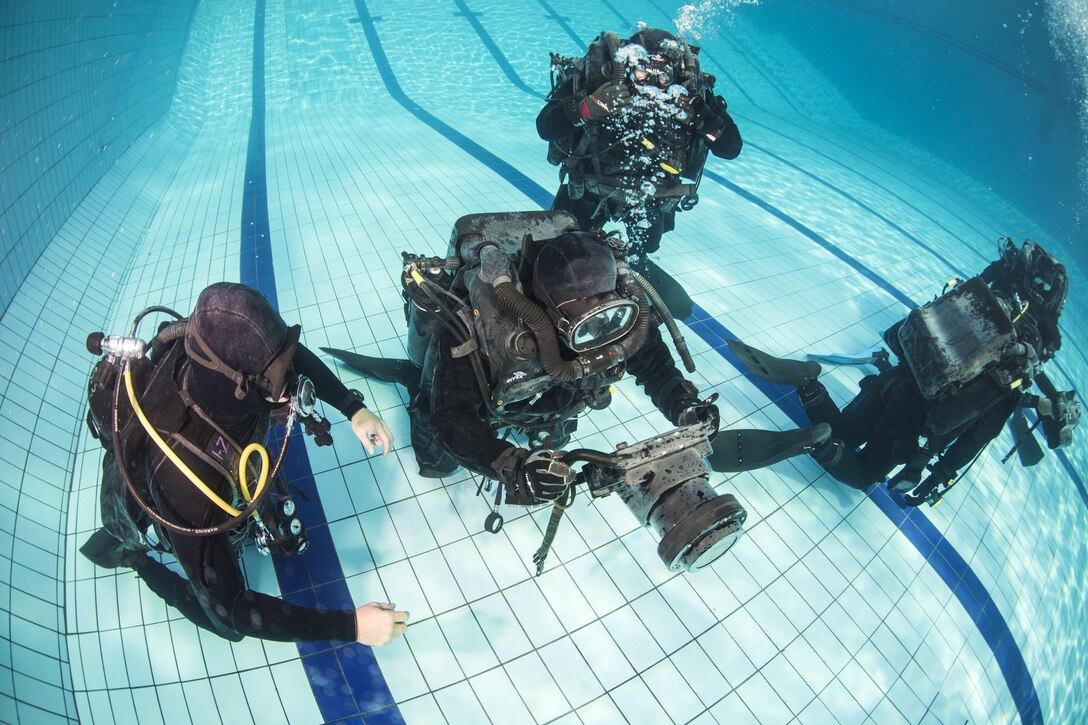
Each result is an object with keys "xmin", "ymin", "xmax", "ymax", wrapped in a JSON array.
[
  {"xmin": 523, "ymin": 450, "xmax": 574, "ymax": 501},
  {"xmin": 677, "ymin": 400, "xmax": 721, "ymax": 441},
  {"xmin": 690, "ymin": 94, "xmax": 727, "ymax": 139},
  {"xmin": 581, "ymin": 82, "xmax": 632, "ymax": 121},
  {"xmin": 498, "ymin": 448, "xmax": 573, "ymax": 505}
]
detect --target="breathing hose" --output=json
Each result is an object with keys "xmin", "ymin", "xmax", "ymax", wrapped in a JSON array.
[
  {"xmin": 492, "ymin": 281, "xmax": 651, "ymax": 382},
  {"xmin": 626, "ymin": 269, "xmax": 696, "ymax": 373}
]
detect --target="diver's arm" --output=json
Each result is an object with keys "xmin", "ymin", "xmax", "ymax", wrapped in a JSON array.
[
  {"xmin": 626, "ymin": 324, "xmax": 697, "ymax": 423},
  {"xmin": 937, "ymin": 394, "xmax": 1021, "ymax": 475},
  {"xmin": 294, "ymin": 343, "xmax": 366, "ymax": 419},
  {"xmin": 171, "ymin": 530, "xmax": 358, "ymax": 642},
  {"xmin": 428, "ymin": 338, "xmax": 514, "ymax": 478},
  {"xmin": 536, "ymin": 77, "xmax": 584, "ymax": 140},
  {"xmin": 151, "ymin": 458, "xmax": 358, "ymax": 642}
]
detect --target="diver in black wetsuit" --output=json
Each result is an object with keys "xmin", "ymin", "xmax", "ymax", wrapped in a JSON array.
[
  {"xmin": 536, "ymin": 27, "xmax": 742, "ymax": 318},
  {"xmin": 323, "ymin": 212, "xmax": 827, "ymax": 509},
  {"xmin": 80, "ymin": 283, "xmax": 407, "ymax": 644},
  {"xmin": 730, "ymin": 267, "xmax": 1076, "ymax": 506}
]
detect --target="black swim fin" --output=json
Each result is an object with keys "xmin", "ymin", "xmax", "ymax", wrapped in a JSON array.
[
  {"xmin": 320, "ymin": 348, "xmax": 421, "ymax": 394},
  {"xmin": 707, "ymin": 423, "xmax": 831, "ymax": 473},
  {"xmin": 80, "ymin": 528, "xmax": 137, "ymax": 569},
  {"xmin": 727, "ymin": 339, "xmax": 821, "ymax": 386},
  {"xmin": 637, "ymin": 257, "xmax": 694, "ymax": 320},
  {"xmin": 807, "ymin": 349, "xmax": 892, "ymax": 373}
]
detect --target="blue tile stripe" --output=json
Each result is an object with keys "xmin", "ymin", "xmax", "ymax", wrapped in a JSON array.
[
  {"xmin": 451, "ymin": 0, "xmax": 545, "ymax": 100},
  {"xmin": 239, "ymin": 1, "xmax": 400, "ymax": 721},
  {"xmin": 355, "ymin": 10, "xmax": 1044, "ymax": 721}
]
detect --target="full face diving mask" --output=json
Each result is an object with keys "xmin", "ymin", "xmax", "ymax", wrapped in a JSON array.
[{"xmin": 554, "ymin": 291, "xmax": 640, "ymax": 352}]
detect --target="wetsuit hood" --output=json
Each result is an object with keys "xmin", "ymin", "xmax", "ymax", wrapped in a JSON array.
[{"xmin": 184, "ymin": 283, "xmax": 299, "ymax": 415}]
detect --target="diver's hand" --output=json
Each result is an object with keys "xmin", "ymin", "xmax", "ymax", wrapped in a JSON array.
[
  {"xmin": 582, "ymin": 82, "xmax": 632, "ymax": 120},
  {"xmin": 351, "ymin": 408, "xmax": 394, "ymax": 456},
  {"xmin": 355, "ymin": 602, "xmax": 408, "ymax": 646},
  {"xmin": 524, "ymin": 450, "xmax": 574, "ymax": 500},
  {"xmin": 690, "ymin": 94, "xmax": 727, "ymax": 140},
  {"xmin": 501, "ymin": 448, "xmax": 573, "ymax": 504},
  {"xmin": 678, "ymin": 399, "xmax": 721, "ymax": 440}
]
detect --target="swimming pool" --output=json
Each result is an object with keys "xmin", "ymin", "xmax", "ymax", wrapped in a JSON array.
[{"xmin": 1, "ymin": 0, "xmax": 1085, "ymax": 722}]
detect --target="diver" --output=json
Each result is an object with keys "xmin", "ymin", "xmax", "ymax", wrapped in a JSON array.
[
  {"xmin": 323, "ymin": 211, "xmax": 827, "ymax": 515},
  {"xmin": 536, "ymin": 26, "xmax": 742, "ymax": 317},
  {"xmin": 79, "ymin": 283, "xmax": 408, "ymax": 644},
  {"xmin": 980, "ymin": 237, "xmax": 1077, "ymax": 450},
  {"xmin": 729, "ymin": 269, "xmax": 1076, "ymax": 506}
]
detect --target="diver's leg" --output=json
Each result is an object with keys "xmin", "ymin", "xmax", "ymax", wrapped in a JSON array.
[
  {"xmin": 551, "ymin": 185, "xmax": 597, "ymax": 232},
  {"xmin": 129, "ymin": 555, "xmax": 244, "ymax": 642}
]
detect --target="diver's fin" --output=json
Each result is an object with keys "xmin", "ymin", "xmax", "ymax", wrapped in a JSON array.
[
  {"xmin": 320, "ymin": 348, "xmax": 420, "ymax": 391},
  {"xmin": 1008, "ymin": 408, "xmax": 1044, "ymax": 468},
  {"xmin": 638, "ymin": 257, "xmax": 693, "ymax": 320},
  {"xmin": 80, "ymin": 528, "xmax": 135, "ymax": 569},
  {"xmin": 707, "ymin": 423, "xmax": 831, "ymax": 473},
  {"xmin": 807, "ymin": 348, "xmax": 891, "ymax": 372},
  {"xmin": 727, "ymin": 339, "xmax": 821, "ymax": 386}
]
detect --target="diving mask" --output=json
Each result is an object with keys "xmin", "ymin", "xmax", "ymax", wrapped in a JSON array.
[
  {"xmin": 631, "ymin": 57, "xmax": 675, "ymax": 88},
  {"xmin": 556, "ymin": 292, "xmax": 640, "ymax": 352}
]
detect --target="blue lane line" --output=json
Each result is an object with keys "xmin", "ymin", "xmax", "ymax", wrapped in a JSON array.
[
  {"xmin": 240, "ymin": 2, "xmax": 400, "ymax": 722},
  {"xmin": 450, "ymin": 0, "xmax": 545, "ymax": 100},
  {"xmin": 350, "ymin": 10, "xmax": 1044, "ymax": 722},
  {"xmin": 702, "ymin": 168, "xmax": 917, "ymax": 309},
  {"xmin": 352, "ymin": 0, "xmax": 552, "ymax": 211},
  {"xmin": 745, "ymin": 142, "xmax": 966, "ymax": 275},
  {"xmin": 534, "ymin": 0, "xmax": 586, "ymax": 51}
]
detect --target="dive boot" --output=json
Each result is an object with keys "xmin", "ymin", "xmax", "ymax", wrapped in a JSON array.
[
  {"xmin": 727, "ymin": 339, "xmax": 821, "ymax": 386},
  {"xmin": 80, "ymin": 528, "xmax": 140, "ymax": 570},
  {"xmin": 707, "ymin": 423, "xmax": 832, "ymax": 473},
  {"xmin": 321, "ymin": 348, "xmax": 421, "ymax": 395}
]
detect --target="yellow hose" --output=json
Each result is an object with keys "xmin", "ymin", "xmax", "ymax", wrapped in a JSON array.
[
  {"xmin": 124, "ymin": 367, "xmax": 268, "ymax": 516},
  {"xmin": 238, "ymin": 443, "xmax": 269, "ymax": 508}
]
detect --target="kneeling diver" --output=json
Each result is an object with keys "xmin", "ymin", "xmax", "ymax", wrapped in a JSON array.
[
  {"xmin": 324, "ymin": 212, "xmax": 828, "ymax": 569},
  {"xmin": 80, "ymin": 283, "xmax": 407, "ymax": 644}
]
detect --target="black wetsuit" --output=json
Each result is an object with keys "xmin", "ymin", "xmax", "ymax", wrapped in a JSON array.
[
  {"xmin": 537, "ymin": 76, "xmax": 742, "ymax": 253},
  {"xmin": 101, "ymin": 344, "xmax": 364, "ymax": 642},
  {"xmin": 414, "ymin": 321, "xmax": 695, "ymax": 485},
  {"xmin": 803, "ymin": 365, "xmax": 1022, "ymax": 490}
]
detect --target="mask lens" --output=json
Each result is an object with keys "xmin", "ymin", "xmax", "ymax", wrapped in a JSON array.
[
  {"xmin": 570, "ymin": 302, "xmax": 637, "ymax": 350},
  {"xmin": 1033, "ymin": 275, "xmax": 1052, "ymax": 293}
]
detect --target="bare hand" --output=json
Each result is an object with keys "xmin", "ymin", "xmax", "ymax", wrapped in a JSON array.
[
  {"xmin": 352, "ymin": 408, "xmax": 394, "ymax": 456},
  {"xmin": 355, "ymin": 602, "xmax": 409, "ymax": 646}
]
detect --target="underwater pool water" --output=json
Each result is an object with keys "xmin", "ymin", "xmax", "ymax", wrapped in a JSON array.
[{"xmin": 1, "ymin": 0, "xmax": 1086, "ymax": 723}]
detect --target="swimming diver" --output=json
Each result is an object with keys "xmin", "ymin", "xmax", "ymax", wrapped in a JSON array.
[
  {"xmin": 728, "ymin": 260, "xmax": 1077, "ymax": 505},
  {"xmin": 323, "ymin": 212, "xmax": 827, "ymax": 510},
  {"xmin": 537, "ymin": 26, "xmax": 742, "ymax": 318}
]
